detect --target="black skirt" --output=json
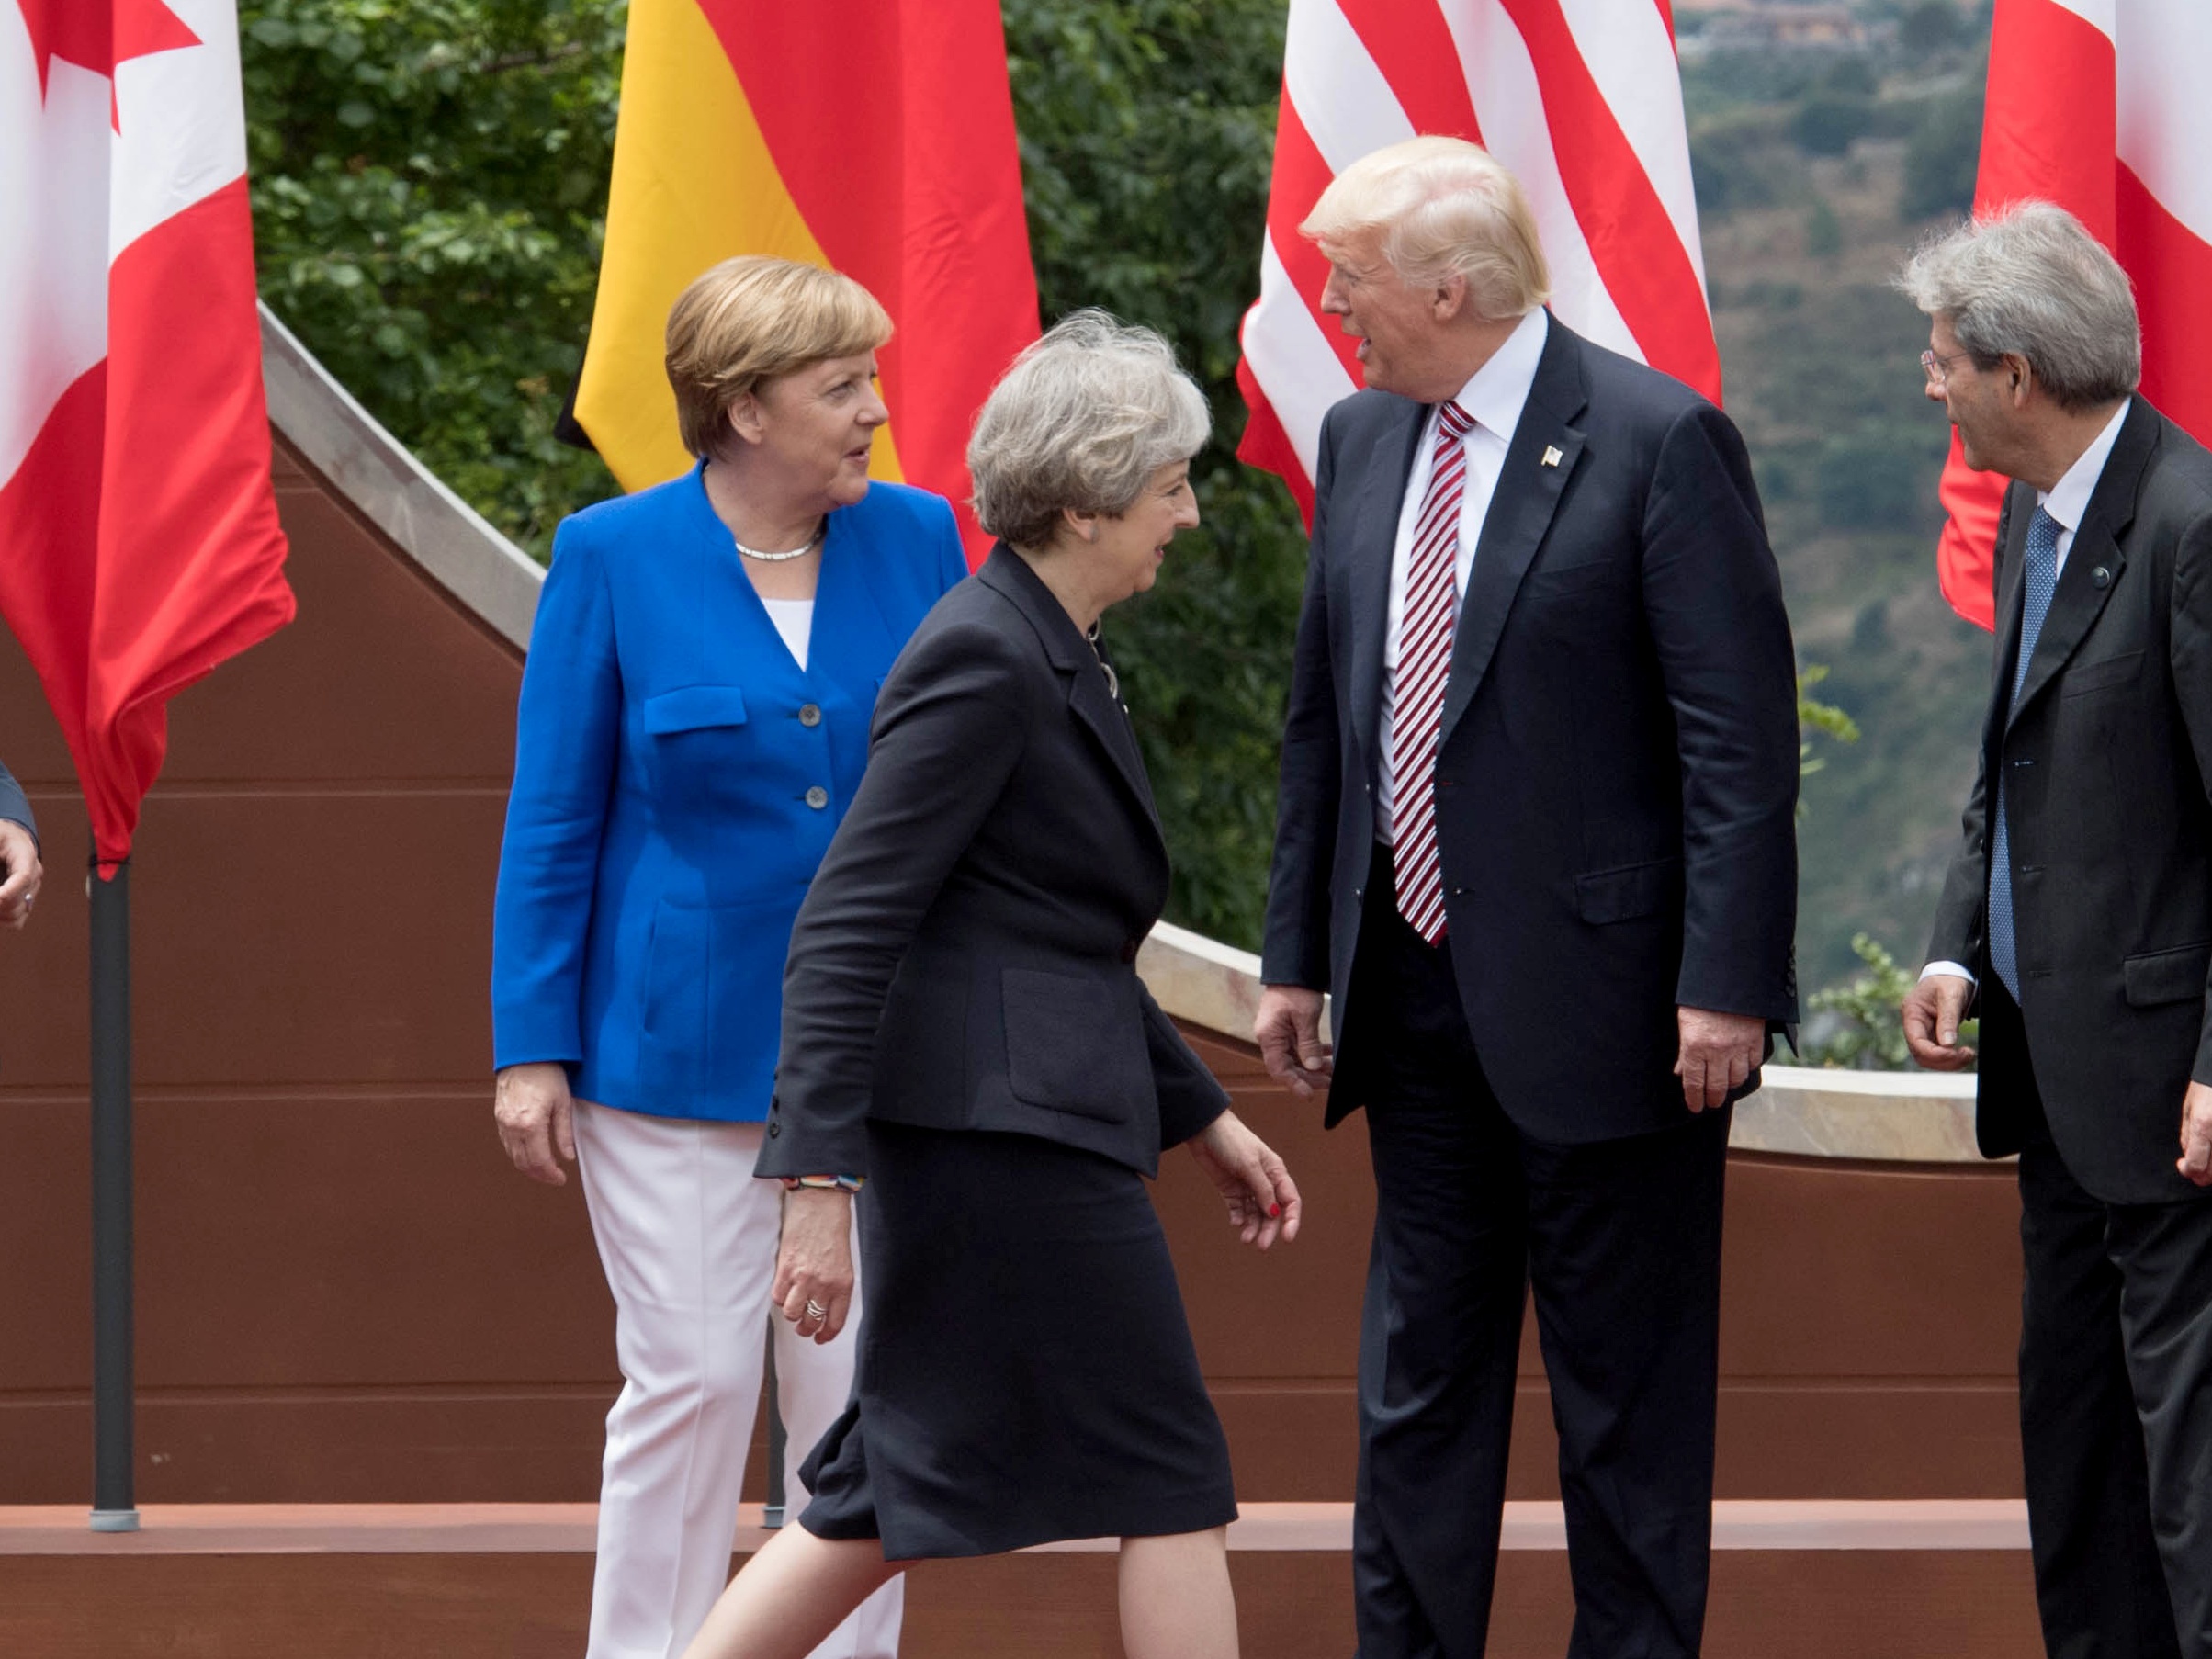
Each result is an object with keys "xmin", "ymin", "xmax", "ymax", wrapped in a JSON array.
[{"xmin": 797, "ymin": 1123, "xmax": 1237, "ymax": 1559}]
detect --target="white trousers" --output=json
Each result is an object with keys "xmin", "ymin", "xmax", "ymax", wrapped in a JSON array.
[{"xmin": 573, "ymin": 1101, "xmax": 903, "ymax": 1659}]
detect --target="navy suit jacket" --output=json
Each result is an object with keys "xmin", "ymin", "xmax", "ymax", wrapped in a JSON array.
[
  {"xmin": 0, "ymin": 761, "xmax": 29, "ymax": 840},
  {"xmin": 491, "ymin": 466, "xmax": 967, "ymax": 1122},
  {"xmin": 1261, "ymin": 317, "xmax": 1800, "ymax": 1142}
]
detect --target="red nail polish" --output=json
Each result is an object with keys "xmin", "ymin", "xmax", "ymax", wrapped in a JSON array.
[{"xmin": 1268, "ymin": 1204, "xmax": 1281, "ymax": 1218}]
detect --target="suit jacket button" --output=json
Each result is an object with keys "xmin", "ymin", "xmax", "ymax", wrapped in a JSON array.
[
  {"xmin": 798, "ymin": 703, "xmax": 823, "ymax": 727},
  {"xmin": 805, "ymin": 785, "xmax": 829, "ymax": 809},
  {"xmin": 2091, "ymin": 566, "xmax": 2111, "ymax": 589},
  {"xmin": 1120, "ymin": 939, "xmax": 1140, "ymax": 963},
  {"xmin": 768, "ymin": 1121, "xmax": 781, "ymax": 1137}
]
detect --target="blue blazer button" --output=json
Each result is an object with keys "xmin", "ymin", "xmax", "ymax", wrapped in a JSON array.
[{"xmin": 805, "ymin": 785, "xmax": 829, "ymax": 809}]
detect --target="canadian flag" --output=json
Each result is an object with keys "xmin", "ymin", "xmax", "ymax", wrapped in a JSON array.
[
  {"xmin": 1935, "ymin": 0, "xmax": 2212, "ymax": 628},
  {"xmin": 1236, "ymin": 0, "xmax": 1717, "ymax": 521},
  {"xmin": 0, "ymin": 0, "xmax": 293, "ymax": 868}
]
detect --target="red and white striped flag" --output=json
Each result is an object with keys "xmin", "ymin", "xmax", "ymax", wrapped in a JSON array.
[
  {"xmin": 0, "ymin": 0, "xmax": 293, "ymax": 868},
  {"xmin": 1934, "ymin": 0, "xmax": 2212, "ymax": 629},
  {"xmin": 1237, "ymin": 0, "xmax": 1718, "ymax": 518}
]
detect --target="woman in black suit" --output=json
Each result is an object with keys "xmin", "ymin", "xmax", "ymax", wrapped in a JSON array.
[{"xmin": 680, "ymin": 312, "xmax": 1301, "ymax": 1659}]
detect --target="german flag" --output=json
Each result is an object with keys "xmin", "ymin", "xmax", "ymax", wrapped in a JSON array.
[{"xmin": 572, "ymin": 0, "xmax": 1040, "ymax": 563}]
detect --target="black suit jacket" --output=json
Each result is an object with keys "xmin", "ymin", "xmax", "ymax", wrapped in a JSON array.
[
  {"xmin": 759, "ymin": 545, "xmax": 1230, "ymax": 1179},
  {"xmin": 1262, "ymin": 317, "xmax": 1800, "ymax": 1142},
  {"xmin": 0, "ymin": 761, "xmax": 29, "ymax": 840},
  {"xmin": 1926, "ymin": 399, "xmax": 2212, "ymax": 1205}
]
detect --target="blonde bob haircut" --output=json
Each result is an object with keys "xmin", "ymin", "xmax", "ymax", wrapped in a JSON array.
[
  {"xmin": 663, "ymin": 255, "xmax": 893, "ymax": 459},
  {"xmin": 1301, "ymin": 136, "xmax": 1552, "ymax": 322}
]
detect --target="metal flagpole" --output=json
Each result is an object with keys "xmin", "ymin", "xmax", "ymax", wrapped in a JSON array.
[{"xmin": 87, "ymin": 846, "xmax": 138, "ymax": 1532}]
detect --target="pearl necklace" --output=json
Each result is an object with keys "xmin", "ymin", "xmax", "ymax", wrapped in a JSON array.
[{"xmin": 732, "ymin": 520, "xmax": 826, "ymax": 562}]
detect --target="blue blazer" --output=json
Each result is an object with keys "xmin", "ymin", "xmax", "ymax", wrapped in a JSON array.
[{"xmin": 491, "ymin": 466, "xmax": 967, "ymax": 1122}]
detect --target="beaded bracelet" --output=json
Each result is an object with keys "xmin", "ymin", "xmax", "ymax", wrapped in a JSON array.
[{"xmin": 780, "ymin": 1174, "xmax": 864, "ymax": 1193}]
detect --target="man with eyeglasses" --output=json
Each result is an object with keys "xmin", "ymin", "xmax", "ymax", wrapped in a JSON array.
[{"xmin": 1900, "ymin": 201, "xmax": 2212, "ymax": 1659}]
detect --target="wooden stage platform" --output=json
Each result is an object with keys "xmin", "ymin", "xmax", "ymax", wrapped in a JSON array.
[{"xmin": 0, "ymin": 1500, "xmax": 2042, "ymax": 1657}]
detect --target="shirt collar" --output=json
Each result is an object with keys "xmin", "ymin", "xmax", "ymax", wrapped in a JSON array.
[
  {"xmin": 1444, "ymin": 307, "xmax": 1550, "ymax": 439},
  {"xmin": 2037, "ymin": 399, "xmax": 2130, "ymax": 533}
]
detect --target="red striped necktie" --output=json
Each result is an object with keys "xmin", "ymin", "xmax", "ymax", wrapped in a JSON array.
[{"xmin": 1392, "ymin": 400, "xmax": 1474, "ymax": 944}]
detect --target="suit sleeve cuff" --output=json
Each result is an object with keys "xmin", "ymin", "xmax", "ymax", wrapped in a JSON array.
[{"xmin": 1920, "ymin": 961, "xmax": 1977, "ymax": 985}]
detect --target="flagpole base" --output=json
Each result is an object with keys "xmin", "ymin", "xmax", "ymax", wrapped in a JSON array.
[{"xmin": 87, "ymin": 1508, "xmax": 141, "ymax": 1533}]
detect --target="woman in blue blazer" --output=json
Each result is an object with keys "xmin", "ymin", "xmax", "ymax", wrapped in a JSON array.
[{"xmin": 490, "ymin": 257, "xmax": 965, "ymax": 1659}]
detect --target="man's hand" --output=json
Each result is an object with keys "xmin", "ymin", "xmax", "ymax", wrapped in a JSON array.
[
  {"xmin": 1255, "ymin": 984, "xmax": 1332, "ymax": 1100},
  {"xmin": 2179, "ymin": 1081, "xmax": 2212, "ymax": 1186},
  {"xmin": 0, "ymin": 820, "xmax": 40, "ymax": 931},
  {"xmin": 1675, "ymin": 1007, "xmax": 1765, "ymax": 1112},
  {"xmin": 494, "ymin": 1062, "xmax": 578, "ymax": 1185},
  {"xmin": 1902, "ymin": 974, "xmax": 1977, "ymax": 1071}
]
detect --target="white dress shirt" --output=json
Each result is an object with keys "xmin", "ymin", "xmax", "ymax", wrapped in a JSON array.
[
  {"xmin": 1922, "ymin": 399, "xmax": 2131, "ymax": 986},
  {"xmin": 1376, "ymin": 307, "xmax": 1550, "ymax": 841}
]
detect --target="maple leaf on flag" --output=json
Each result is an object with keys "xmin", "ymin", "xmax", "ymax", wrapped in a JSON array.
[{"xmin": 16, "ymin": 0, "xmax": 200, "ymax": 99}]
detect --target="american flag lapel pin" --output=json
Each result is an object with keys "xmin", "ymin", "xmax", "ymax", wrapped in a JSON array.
[{"xmin": 1541, "ymin": 445, "xmax": 1563, "ymax": 468}]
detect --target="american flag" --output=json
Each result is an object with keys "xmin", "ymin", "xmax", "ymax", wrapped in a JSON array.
[{"xmin": 1236, "ymin": 0, "xmax": 1718, "ymax": 519}]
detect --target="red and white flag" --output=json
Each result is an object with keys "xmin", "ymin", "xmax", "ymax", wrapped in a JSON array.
[
  {"xmin": 1934, "ymin": 0, "xmax": 2212, "ymax": 629},
  {"xmin": 1237, "ymin": 0, "xmax": 1718, "ymax": 518},
  {"xmin": 1, "ymin": 0, "xmax": 293, "ymax": 868}
]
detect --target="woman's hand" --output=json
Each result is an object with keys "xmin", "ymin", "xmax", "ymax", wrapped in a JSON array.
[
  {"xmin": 774, "ymin": 1188, "xmax": 855, "ymax": 1343},
  {"xmin": 494, "ymin": 1062, "xmax": 577, "ymax": 1185},
  {"xmin": 1187, "ymin": 1110, "xmax": 1302, "ymax": 1251}
]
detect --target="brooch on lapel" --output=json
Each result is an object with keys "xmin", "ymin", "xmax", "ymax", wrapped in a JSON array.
[{"xmin": 1541, "ymin": 446, "xmax": 1563, "ymax": 468}]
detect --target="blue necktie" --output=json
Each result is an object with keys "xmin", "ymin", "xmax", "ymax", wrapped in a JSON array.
[{"xmin": 1987, "ymin": 507, "xmax": 2061, "ymax": 999}]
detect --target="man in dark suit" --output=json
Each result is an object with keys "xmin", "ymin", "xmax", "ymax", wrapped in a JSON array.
[
  {"xmin": 1254, "ymin": 137, "xmax": 1799, "ymax": 1657},
  {"xmin": 1900, "ymin": 202, "xmax": 2212, "ymax": 1659},
  {"xmin": 0, "ymin": 758, "xmax": 38, "ymax": 931}
]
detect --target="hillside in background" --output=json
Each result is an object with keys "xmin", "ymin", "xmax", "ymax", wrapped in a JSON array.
[{"xmin": 1683, "ymin": 0, "xmax": 1994, "ymax": 998}]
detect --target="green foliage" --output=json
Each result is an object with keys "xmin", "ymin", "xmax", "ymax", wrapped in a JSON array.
[
  {"xmin": 240, "ymin": 0, "xmax": 623, "ymax": 556},
  {"xmin": 1797, "ymin": 665, "xmax": 1861, "ymax": 788},
  {"xmin": 1002, "ymin": 0, "xmax": 1305, "ymax": 950},
  {"xmin": 1805, "ymin": 194, "xmax": 1844, "ymax": 259},
  {"xmin": 1800, "ymin": 934, "xmax": 1914, "ymax": 1068},
  {"xmin": 1690, "ymin": 110, "xmax": 1803, "ymax": 217},
  {"xmin": 1900, "ymin": 74, "xmax": 1985, "ymax": 222},
  {"xmin": 1899, "ymin": 0, "xmax": 1967, "ymax": 52},
  {"xmin": 1816, "ymin": 427, "xmax": 1947, "ymax": 531},
  {"xmin": 1790, "ymin": 95, "xmax": 1874, "ymax": 158}
]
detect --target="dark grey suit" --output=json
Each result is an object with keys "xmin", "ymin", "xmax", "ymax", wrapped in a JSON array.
[
  {"xmin": 1926, "ymin": 398, "xmax": 2212, "ymax": 1659},
  {"xmin": 759, "ymin": 544, "xmax": 1228, "ymax": 1180},
  {"xmin": 1263, "ymin": 317, "xmax": 1799, "ymax": 1659}
]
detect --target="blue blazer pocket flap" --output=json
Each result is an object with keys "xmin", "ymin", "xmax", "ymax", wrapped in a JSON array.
[
  {"xmin": 2123, "ymin": 941, "xmax": 2211, "ymax": 1009},
  {"xmin": 1575, "ymin": 857, "xmax": 1681, "ymax": 925},
  {"xmin": 644, "ymin": 685, "xmax": 750, "ymax": 735}
]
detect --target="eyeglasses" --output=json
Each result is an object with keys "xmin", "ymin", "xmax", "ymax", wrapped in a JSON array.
[{"xmin": 1921, "ymin": 348, "xmax": 1974, "ymax": 388}]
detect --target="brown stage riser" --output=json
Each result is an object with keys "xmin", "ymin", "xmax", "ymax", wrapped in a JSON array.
[
  {"xmin": 0, "ymin": 1378, "xmax": 2023, "ymax": 1506},
  {"xmin": 0, "ymin": 1550, "xmax": 2041, "ymax": 1658}
]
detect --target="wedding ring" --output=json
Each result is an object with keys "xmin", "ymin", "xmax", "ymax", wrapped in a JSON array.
[{"xmin": 803, "ymin": 1299, "xmax": 827, "ymax": 1320}]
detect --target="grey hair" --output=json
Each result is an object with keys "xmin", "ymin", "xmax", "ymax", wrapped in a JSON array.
[
  {"xmin": 1897, "ymin": 201, "xmax": 2139, "ymax": 411},
  {"xmin": 967, "ymin": 310, "xmax": 1211, "ymax": 550}
]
